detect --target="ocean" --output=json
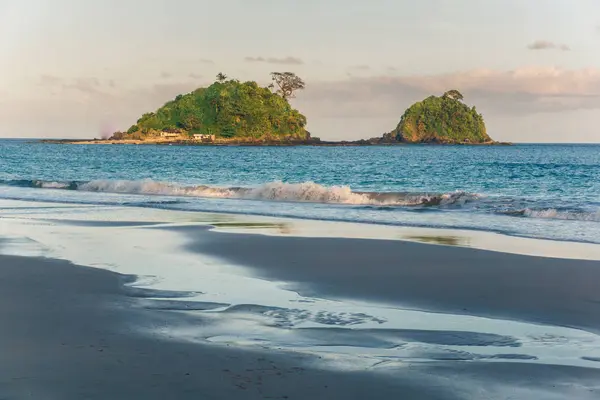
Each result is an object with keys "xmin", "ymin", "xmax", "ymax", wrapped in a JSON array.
[{"xmin": 0, "ymin": 139, "xmax": 599, "ymax": 244}]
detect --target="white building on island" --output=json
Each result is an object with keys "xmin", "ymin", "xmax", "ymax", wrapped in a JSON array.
[
  {"xmin": 193, "ymin": 134, "xmax": 216, "ymax": 142},
  {"xmin": 159, "ymin": 132, "xmax": 180, "ymax": 138}
]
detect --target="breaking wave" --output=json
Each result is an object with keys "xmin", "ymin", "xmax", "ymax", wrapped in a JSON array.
[
  {"xmin": 521, "ymin": 208, "xmax": 600, "ymax": 222},
  {"xmin": 0, "ymin": 179, "xmax": 480, "ymax": 207},
  {"xmin": 2, "ymin": 178, "xmax": 599, "ymax": 223}
]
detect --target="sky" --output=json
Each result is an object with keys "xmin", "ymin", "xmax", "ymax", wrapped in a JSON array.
[{"xmin": 1, "ymin": 0, "xmax": 599, "ymax": 142}]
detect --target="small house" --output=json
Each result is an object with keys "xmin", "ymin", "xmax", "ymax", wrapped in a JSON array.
[{"xmin": 193, "ymin": 134, "xmax": 216, "ymax": 142}]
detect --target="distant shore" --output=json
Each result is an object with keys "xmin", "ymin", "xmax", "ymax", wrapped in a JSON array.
[{"xmin": 39, "ymin": 138, "xmax": 511, "ymax": 146}]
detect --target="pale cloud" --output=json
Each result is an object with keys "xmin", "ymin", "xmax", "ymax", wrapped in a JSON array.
[
  {"xmin": 61, "ymin": 77, "xmax": 104, "ymax": 95},
  {"xmin": 401, "ymin": 67, "xmax": 600, "ymax": 97},
  {"xmin": 37, "ymin": 75, "xmax": 118, "ymax": 95},
  {"xmin": 142, "ymin": 82, "xmax": 200, "ymax": 102},
  {"xmin": 244, "ymin": 56, "xmax": 304, "ymax": 65},
  {"xmin": 295, "ymin": 67, "xmax": 600, "ymax": 121},
  {"xmin": 527, "ymin": 40, "xmax": 570, "ymax": 51},
  {"xmin": 189, "ymin": 73, "xmax": 203, "ymax": 79},
  {"xmin": 160, "ymin": 71, "xmax": 172, "ymax": 79},
  {"xmin": 348, "ymin": 65, "xmax": 370, "ymax": 71},
  {"xmin": 198, "ymin": 58, "xmax": 214, "ymax": 64},
  {"xmin": 38, "ymin": 75, "xmax": 63, "ymax": 86},
  {"xmin": 0, "ymin": 79, "xmax": 205, "ymax": 137}
]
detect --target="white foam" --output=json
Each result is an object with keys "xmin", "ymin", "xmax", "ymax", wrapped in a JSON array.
[
  {"xmin": 66, "ymin": 179, "xmax": 482, "ymax": 207},
  {"xmin": 245, "ymin": 181, "xmax": 371, "ymax": 204},
  {"xmin": 37, "ymin": 181, "xmax": 71, "ymax": 189},
  {"xmin": 524, "ymin": 208, "xmax": 600, "ymax": 222}
]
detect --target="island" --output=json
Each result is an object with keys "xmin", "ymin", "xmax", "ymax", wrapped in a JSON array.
[
  {"xmin": 370, "ymin": 90, "xmax": 499, "ymax": 145},
  {"xmin": 105, "ymin": 73, "xmax": 313, "ymax": 145},
  {"xmin": 45, "ymin": 75, "xmax": 507, "ymax": 146}
]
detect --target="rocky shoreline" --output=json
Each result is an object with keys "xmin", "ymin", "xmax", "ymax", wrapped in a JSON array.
[{"xmin": 39, "ymin": 138, "xmax": 511, "ymax": 146}]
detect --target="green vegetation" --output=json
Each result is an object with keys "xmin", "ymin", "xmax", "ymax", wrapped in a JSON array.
[
  {"xmin": 384, "ymin": 90, "xmax": 493, "ymax": 144},
  {"xmin": 113, "ymin": 73, "xmax": 308, "ymax": 141}
]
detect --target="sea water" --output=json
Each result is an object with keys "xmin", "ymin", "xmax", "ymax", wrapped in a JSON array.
[
  {"xmin": 0, "ymin": 140, "xmax": 598, "ymax": 243},
  {"xmin": 2, "ymin": 141, "xmax": 600, "ymax": 396}
]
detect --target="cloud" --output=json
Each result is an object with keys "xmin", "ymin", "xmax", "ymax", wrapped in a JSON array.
[
  {"xmin": 189, "ymin": 73, "xmax": 203, "ymax": 79},
  {"xmin": 349, "ymin": 65, "xmax": 371, "ymax": 71},
  {"xmin": 160, "ymin": 71, "xmax": 172, "ymax": 79},
  {"xmin": 527, "ymin": 40, "xmax": 570, "ymax": 51},
  {"xmin": 244, "ymin": 56, "xmax": 304, "ymax": 65},
  {"xmin": 144, "ymin": 82, "xmax": 200, "ymax": 101},
  {"xmin": 39, "ymin": 75, "xmax": 63, "ymax": 86},
  {"xmin": 199, "ymin": 58, "xmax": 214, "ymax": 64},
  {"xmin": 62, "ymin": 77, "xmax": 104, "ymax": 95},
  {"xmin": 294, "ymin": 67, "xmax": 600, "ymax": 121},
  {"xmin": 37, "ymin": 75, "xmax": 122, "ymax": 96}
]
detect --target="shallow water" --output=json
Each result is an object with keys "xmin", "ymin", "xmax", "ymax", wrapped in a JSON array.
[
  {"xmin": 0, "ymin": 140, "xmax": 599, "ymax": 243},
  {"xmin": 2, "ymin": 199, "xmax": 599, "ymax": 374}
]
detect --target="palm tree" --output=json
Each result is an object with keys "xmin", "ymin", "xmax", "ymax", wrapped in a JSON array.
[{"xmin": 216, "ymin": 72, "xmax": 227, "ymax": 83}]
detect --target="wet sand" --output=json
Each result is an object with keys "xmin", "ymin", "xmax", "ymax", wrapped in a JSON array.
[
  {"xmin": 2, "ymin": 228, "xmax": 600, "ymax": 399},
  {"xmin": 0, "ymin": 254, "xmax": 454, "ymax": 400},
  {"xmin": 179, "ymin": 226, "xmax": 600, "ymax": 334}
]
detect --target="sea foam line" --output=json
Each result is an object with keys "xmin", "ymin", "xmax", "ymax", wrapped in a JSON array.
[{"xmin": 2, "ymin": 178, "xmax": 480, "ymax": 207}]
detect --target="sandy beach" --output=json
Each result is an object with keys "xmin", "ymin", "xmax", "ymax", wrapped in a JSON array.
[
  {"xmin": 1, "ymin": 199, "xmax": 600, "ymax": 399},
  {"xmin": 182, "ymin": 225, "xmax": 600, "ymax": 333},
  {"xmin": 1, "ymin": 254, "xmax": 454, "ymax": 400}
]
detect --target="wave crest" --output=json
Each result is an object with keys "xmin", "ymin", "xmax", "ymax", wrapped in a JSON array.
[
  {"xmin": 522, "ymin": 208, "xmax": 600, "ymax": 222},
  {"xmin": 0, "ymin": 178, "xmax": 481, "ymax": 207}
]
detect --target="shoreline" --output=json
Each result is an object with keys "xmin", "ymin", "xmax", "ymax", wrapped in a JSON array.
[
  {"xmin": 176, "ymin": 224, "xmax": 600, "ymax": 334},
  {"xmin": 1, "ymin": 194, "xmax": 599, "ymax": 255},
  {"xmin": 1, "ymin": 199, "xmax": 600, "ymax": 398},
  {"xmin": 1, "ymin": 196, "xmax": 600, "ymax": 258},
  {"xmin": 38, "ymin": 138, "xmax": 512, "ymax": 146}
]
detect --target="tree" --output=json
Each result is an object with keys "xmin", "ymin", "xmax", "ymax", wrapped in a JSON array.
[
  {"xmin": 443, "ymin": 89, "xmax": 464, "ymax": 101},
  {"xmin": 270, "ymin": 72, "xmax": 305, "ymax": 100},
  {"xmin": 216, "ymin": 72, "xmax": 228, "ymax": 83}
]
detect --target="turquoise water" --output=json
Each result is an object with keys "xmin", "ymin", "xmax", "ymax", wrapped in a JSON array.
[{"xmin": 0, "ymin": 139, "xmax": 599, "ymax": 243}]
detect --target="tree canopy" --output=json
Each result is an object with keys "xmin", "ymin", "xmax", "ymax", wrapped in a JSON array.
[
  {"xmin": 216, "ymin": 72, "xmax": 228, "ymax": 83},
  {"xmin": 116, "ymin": 75, "xmax": 308, "ymax": 140},
  {"xmin": 387, "ymin": 92, "xmax": 492, "ymax": 144},
  {"xmin": 443, "ymin": 89, "xmax": 464, "ymax": 101},
  {"xmin": 270, "ymin": 72, "xmax": 305, "ymax": 99}
]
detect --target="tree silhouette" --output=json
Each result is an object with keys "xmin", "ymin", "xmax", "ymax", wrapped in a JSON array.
[
  {"xmin": 443, "ymin": 89, "xmax": 464, "ymax": 101},
  {"xmin": 216, "ymin": 72, "xmax": 228, "ymax": 83},
  {"xmin": 270, "ymin": 72, "xmax": 305, "ymax": 100}
]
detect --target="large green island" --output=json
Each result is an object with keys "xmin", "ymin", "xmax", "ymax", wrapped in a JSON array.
[
  {"xmin": 109, "ymin": 73, "xmax": 312, "ymax": 144},
  {"xmin": 53, "ymin": 74, "xmax": 506, "ymax": 146}
]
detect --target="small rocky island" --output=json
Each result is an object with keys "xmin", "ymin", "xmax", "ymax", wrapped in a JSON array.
[{"xmin": 370, "ymin": 90, "xmax": 499, "ymax": 145}]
